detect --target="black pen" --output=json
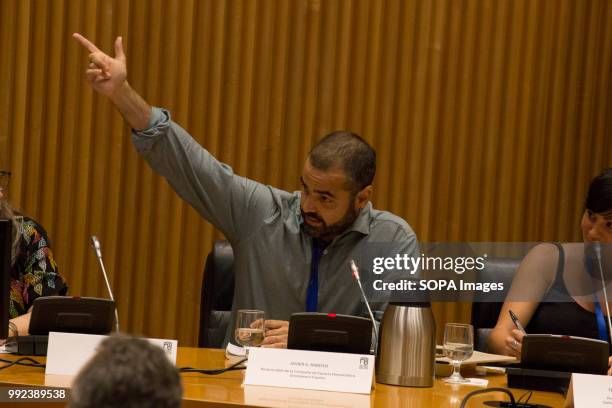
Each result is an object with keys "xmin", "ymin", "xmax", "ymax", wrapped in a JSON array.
[{"xmin": 509, "ymin": 309, "xmax": 526, "ymax": 334}]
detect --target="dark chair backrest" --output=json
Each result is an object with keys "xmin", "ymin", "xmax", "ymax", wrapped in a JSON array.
[
  {"xmin": 199, "ymin": 240, "xmax": 235, "ymax": 348},
  {"xmin": 471, "ymin": 257, "xmax": 521, "ymax": 352}
]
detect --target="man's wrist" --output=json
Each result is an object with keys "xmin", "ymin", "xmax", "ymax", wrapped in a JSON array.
[
  {"xmin": 109, "ymin": 81, "xmax": 152, "ymax": 131},
  {"xmin": 109, "ymin": 80, "xmax": 132, "ymax": 105}
]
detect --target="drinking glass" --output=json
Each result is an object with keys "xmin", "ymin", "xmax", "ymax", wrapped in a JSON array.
[
  {"xmin": 234, "ymin": 310, "xmax": 266, "ymax": 354},
  {"xmin": 443, "ymin": 323, "xmax": 474, "ymax": 383}
]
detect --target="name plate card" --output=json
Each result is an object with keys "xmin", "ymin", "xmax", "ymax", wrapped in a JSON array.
[
  {"xmin": 565, "ymin": 373, "xmax": 612, "ymax": 408},
  {"xmin": 45, "ymin": 332, "xmax": 178, "ymax": 376},
  {"xmin": 243, "ymin": 347, "xmax": 374, "ymax": 394}
]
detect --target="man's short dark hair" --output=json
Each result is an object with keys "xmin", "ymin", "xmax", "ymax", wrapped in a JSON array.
[
  {"xmin": 69, "ymin": 335, "xmax": 182, "ymax": 408},
  {"xmin": 308, "ymin": 131, "xmax": 376, "ymax": 192}
]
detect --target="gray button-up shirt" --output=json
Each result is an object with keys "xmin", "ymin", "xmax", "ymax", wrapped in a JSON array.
[{"xmin": 132, "ymin": 108, "xmax": 420, "ymax": 345}]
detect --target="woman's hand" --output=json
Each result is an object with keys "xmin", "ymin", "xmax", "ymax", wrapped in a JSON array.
[
  {"xmin": 607, "ymin": 356, "xmax": 612, "ymax": 375},
  {"xmin": 504, "ymin": 329, "xmax": 526, "ymax": 358}
]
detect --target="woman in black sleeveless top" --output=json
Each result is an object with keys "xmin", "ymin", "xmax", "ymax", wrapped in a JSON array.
[{"xmin": 488, "ymin": 169, "xmax": 612, "ymax": 372}]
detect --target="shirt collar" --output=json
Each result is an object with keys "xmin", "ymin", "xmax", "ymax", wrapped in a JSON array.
[{"xmin": 349, "ymin": 202, "xmax": 372, "ymax": 235}]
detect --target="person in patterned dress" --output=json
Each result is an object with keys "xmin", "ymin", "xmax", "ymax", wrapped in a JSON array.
[{"xmin": 0, "ymin": 170, "xmax": 67, "ymax": 338}]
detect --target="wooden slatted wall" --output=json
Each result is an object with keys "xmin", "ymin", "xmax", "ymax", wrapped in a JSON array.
[{"xmin": 0, "ymin": 0, "xmax": 611, "ymax": 345}]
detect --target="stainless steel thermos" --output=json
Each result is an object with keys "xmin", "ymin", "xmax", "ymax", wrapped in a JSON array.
[{"xmin": 376, "ymin": 302, "xmax": 436, "ymax": 387}]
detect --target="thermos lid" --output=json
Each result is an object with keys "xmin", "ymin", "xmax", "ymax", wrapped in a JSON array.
[{"xmin": 389, "ymin": 301, "xmax": 431, "ymax": 307}]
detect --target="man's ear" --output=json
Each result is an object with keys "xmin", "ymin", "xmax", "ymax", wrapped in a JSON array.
[{"xmin": 355, "ymin": 185, "xmax": 373, "ymax": 210}]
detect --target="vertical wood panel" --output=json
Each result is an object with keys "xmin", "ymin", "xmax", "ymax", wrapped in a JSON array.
[{"xmin": 1, "ymin": 0, "xmax": 611, "ymax": 346}]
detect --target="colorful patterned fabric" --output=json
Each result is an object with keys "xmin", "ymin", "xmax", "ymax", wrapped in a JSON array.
[{"xmin": 9, "ymin": 217, "xmax": 67, "ymax": 318}]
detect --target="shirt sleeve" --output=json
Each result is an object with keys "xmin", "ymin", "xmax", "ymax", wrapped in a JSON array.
[
  {"xmin": 15, "ymin": 219, "xmax": 67, "ymax": 314},
  {"xmin": 131, "ymin": 108, "xmax": 277, "ymax": 243}
]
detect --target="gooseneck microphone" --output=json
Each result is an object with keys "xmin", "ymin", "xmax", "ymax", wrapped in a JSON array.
[
  {"xmin": 90, "ymin": 236, "xmax": 120, "ymax": 333},
  {"xmin": 593, "ymin": 242, "xmax": 612, "ymax": 344},
  {"xmin": 350, "ymin": 260, "xmax": 379, "ymax": 345}
]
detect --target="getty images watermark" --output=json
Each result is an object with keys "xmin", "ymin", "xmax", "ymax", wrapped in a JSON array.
[
  {"xmin": 355, "ymin": 242, "xmax": 612, "ymax": 302},
  {"xmin": 371, "ymin": 253, "xmax": 497, "ymax": 292}
]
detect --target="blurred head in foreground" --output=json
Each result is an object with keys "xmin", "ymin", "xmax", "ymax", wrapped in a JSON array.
[{"xmin": 69, "ymin": 335, "xmax": 182, "ymax": 408}]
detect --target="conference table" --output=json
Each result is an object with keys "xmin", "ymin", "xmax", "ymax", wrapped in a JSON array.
[{"xmin": 0, "ymin": 347, "xmax": 566, "ymax": 407}]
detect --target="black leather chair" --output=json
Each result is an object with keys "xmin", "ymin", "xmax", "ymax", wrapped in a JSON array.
[
  {"xmin": 199, "ymin": 240, "xmax": 235, "ymax": 348},
  {"xmin": 471, "ymin": 257, "xmax": 521, "ymax": 352}
]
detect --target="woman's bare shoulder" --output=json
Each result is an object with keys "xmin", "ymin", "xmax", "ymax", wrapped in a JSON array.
[
  {"xmin": 516, "ymin": 243, "xmax": 561, "ymax": 282},
  {"xmin": 525, "ymin": 242, "xmax": 560, "ymax": 262},
  {"xmin": 561, "ymin": 242, "xmax": 584, "ymax": 254}
]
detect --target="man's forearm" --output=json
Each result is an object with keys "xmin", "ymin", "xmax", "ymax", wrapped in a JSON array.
[{"xmin": 110, "ymin": 81, "xmax": 152, "ymax": 131}]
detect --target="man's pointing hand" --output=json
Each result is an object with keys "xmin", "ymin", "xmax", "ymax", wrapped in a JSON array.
[{"xmin": 73, "ymin": 33, "xmax": 127, "ymax": 99}]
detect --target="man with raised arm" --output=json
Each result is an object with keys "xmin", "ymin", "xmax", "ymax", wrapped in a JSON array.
[{"xmin": 73, "ymin": 34, "xmax": 419, "ymax": 348}]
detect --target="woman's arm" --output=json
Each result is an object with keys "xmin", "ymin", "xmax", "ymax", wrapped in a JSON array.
[
  {"xmin": 8, "ymin": 218, "xmax": 67, "ymax": 335},
  {"xmin": 488, "ymin": 243, "xmax": 560, "ymax": 356},
  {"xmin": 9, "ymin": 308, "xmax": 32, "ymax": 336}
]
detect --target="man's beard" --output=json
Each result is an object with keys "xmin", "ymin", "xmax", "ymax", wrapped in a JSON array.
[{"xmin": 301, "ymin": 206, "xmax": 359, "ymax": 241}]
